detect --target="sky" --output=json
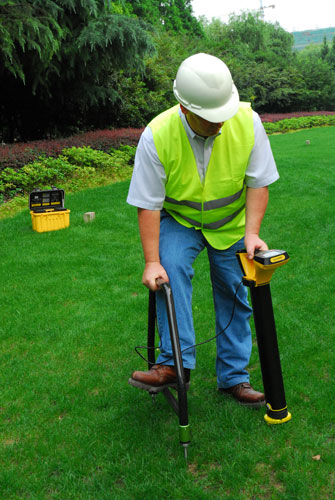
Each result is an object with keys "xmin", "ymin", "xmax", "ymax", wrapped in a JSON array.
[{"xmin": 191, "ymin": 0, "xmax": 335, "ymax": 33}]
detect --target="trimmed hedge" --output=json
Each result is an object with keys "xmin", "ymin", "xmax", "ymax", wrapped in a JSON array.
[
  {"xmin": 260, "ymin": 111, "xmax": 335, "ymax": 122},
  {"xmin": 262, "ymin": 115, "xmax": 335, "ymax": 134},
  {"xmin": 0, "ymin": 146, "xmax": 135, "ymax": 202},
  {"xmin": 1, "ymin": 114, "xmax": 335, "ymax": 204},
  {"xmin": 0, "ymin": 128, "xmax": 143, "ymax": 172}
]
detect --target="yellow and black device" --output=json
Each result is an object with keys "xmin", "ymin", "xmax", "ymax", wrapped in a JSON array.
[
  {"xmin": 236, "ymin": 249, "xmax": 291, "ymax": 425},
  {"xmin": 236, "ymin": 249, "xmax": 290, "ymax": 287},
  {"xmin": 29, "ymin": 188, "xmax": 70, "ymax": 233}
]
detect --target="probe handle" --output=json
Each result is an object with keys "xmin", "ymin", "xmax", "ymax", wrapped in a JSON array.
[{"xmin": 156, "ymin": 277, "xmax": 169, "ymax": 287}]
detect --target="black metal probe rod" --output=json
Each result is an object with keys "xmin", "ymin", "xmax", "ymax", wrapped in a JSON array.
[
  {"xmin": 160, "ymin": 283, "xmax": 189, "ymax": 429},
  {"xmin": 249, "ymin": 284, "xmax": 290, "ymax": 422},
  {"xmin": 148, "ymin": 290, "xmax": 156, "ymax": 369},
  {"xmin": 147, "ymin": 283, "xmax": 191, "ymax": 456}
]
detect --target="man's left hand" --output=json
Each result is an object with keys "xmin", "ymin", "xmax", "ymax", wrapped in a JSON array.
[{"xmin": 244, "ymin": 233, "xmax": 268, "ymax": 260}]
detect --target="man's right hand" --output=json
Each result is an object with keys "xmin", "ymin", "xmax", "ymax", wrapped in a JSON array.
[{"xmin": 142, "ymin": 261, "xmax": 169, "ymax": 291}]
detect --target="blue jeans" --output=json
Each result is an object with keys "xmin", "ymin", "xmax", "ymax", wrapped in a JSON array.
[{"xmin": 155, "ymin": 211, "xmax": 252, "ymax": 389}]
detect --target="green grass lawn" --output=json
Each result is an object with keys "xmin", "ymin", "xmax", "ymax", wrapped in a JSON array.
[{"xmin": 1, "ymin": 127, "xmax": 335, "ymax": 499}]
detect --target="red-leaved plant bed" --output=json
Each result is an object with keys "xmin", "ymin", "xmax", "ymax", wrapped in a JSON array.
[
  {"xmin": 0, "ymin": 128, "xmax": 143, "ymax": 171},
  {"xmin": 259, "ymin": 110, "xmax": 335, "ymax": 122}
]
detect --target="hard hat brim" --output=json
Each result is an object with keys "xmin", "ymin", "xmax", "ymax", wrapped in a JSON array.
[{"xmin": 174, "ymin": 83, "xmax": 240, "ymax": 123}]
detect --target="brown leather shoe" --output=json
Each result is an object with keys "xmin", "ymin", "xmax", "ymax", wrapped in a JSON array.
[
  {"xmin": 129, "ymin": 364, "xmax": 190, "ymax": 393},
  {"xmin": 219, "ymin": 382, "xmax": 265, "ymax": 408}
]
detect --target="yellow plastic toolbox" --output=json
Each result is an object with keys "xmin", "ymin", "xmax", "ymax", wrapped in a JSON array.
[
  {"xmin": 30, "ymin": 208, "xmax": 70, "ymax": 233},
  {"xmin": 29, "ymin": 188, "xmax": 70, "ymax": 233}
]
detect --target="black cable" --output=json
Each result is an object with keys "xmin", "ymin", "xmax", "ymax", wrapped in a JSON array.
[{"xmin": 134, "ymin": 280, "xmax": 243, "ymax": 365}]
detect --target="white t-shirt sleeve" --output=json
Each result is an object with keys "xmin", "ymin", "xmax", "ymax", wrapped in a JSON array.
[
  {"xmin": 126, "ymin": 127, "xmax": 166, "ymax": 210},
  {"xmin": 245, "ymin": 112, "xmax": 279, "ymax": 188}
]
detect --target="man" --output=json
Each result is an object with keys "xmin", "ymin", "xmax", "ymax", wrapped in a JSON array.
[{"xmin": 127, "ymin": 53, "xmax": 279, "ymax": 407}]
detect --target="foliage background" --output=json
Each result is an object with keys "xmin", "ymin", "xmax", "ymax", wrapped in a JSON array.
[{"xmin": 1, "ymin": 0, "xmax": 335, "ymax": 142}]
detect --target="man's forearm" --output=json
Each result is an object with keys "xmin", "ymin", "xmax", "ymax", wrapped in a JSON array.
[
  {"xmin": 244, "ymin": 186, "xmax": 269, "ymax": 258},
  {"xmin": 137, "ymin": 208, "xmax": 161, "ymax": 263},
  {"xmin": 245, "ymin": 186, "xmax": 269, "ymax": 236},
  {"xmin": 137, "ymin": 208, "xmax": 168, "ymax": 290}
]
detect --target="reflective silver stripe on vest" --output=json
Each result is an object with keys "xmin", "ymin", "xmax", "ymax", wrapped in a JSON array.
[
  {"xmin": 168, "ymin": 205, "xmax": 245, "ymax": 230},
  {"xmin": 165, "ymin": 188, "xmax": 244, "ymax": 212},
  {"xmin": 204, "ymin": 188, "xmax": 244, "ymax": 210},
  {"xmin": 164, "ymin": 196, "xmax": 201, "ymax": 210}
]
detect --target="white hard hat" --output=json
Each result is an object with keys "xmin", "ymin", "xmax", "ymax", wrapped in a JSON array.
[{"xmin": 173, "ymin": 53, "xmax": 239, "ymax": 123}]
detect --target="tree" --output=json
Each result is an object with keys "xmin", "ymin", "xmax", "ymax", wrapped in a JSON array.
[
  {"xmin": 127, "ymin": 0, "xmax": 203, "ymax": 36},
  {"xmin": 326, "ymin": 36, "xmax": 335, "ymax": 70},
  {"xmin": 296, "ymin": 47, "xmax": 335, "ymax": 110},
  {"xmin": 222, "ymin": 12, "xmax": 294, "ymax": 66},
  {"xmin": 320, "ymin": 35, "xmax": 330, "ymax": 60},
  {"xmin": 0, "ymin": 0, "xmax": 63, "ymax": 85},
  {"xmin": 106, "ymin": 26, "xmax": 202, "ymax": 127},
  {"xmin": 0, "ymin": 0, "xmax": 155, "ymax": 141},
  {"xmin": 196, "ymin": 12, "xmax": 335, "ymax": 112}
]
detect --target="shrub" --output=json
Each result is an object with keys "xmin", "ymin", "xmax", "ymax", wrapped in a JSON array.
[
  {"xmin": 0, "ymin": 156, "xmax": 76, "ymax": 196},
  {"xmin": 0, "ymin": 146, "xmax": 136, "ymax": 202},
  {"xmin": 260, "ymin": 110, "xmax": 335, "ymax": 123},
  {"xmin": 62, "ymin": 147, "xmax": 114, "ymax": 169},
  {"xmin": 0, "ymin": 129, "xmax": 142, "ymax": 171},
  {"xmin": 263, "ymin": 115, "xmax": 335, "ymax": 133},
  {"xmin": 62, "ymin": 145, "xmax": 135, "ymax": 169}
]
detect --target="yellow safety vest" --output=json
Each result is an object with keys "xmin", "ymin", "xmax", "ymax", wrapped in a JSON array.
[{"xmin": 149, "ymin": 103, "xmax": 255, "ymax": 249}]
